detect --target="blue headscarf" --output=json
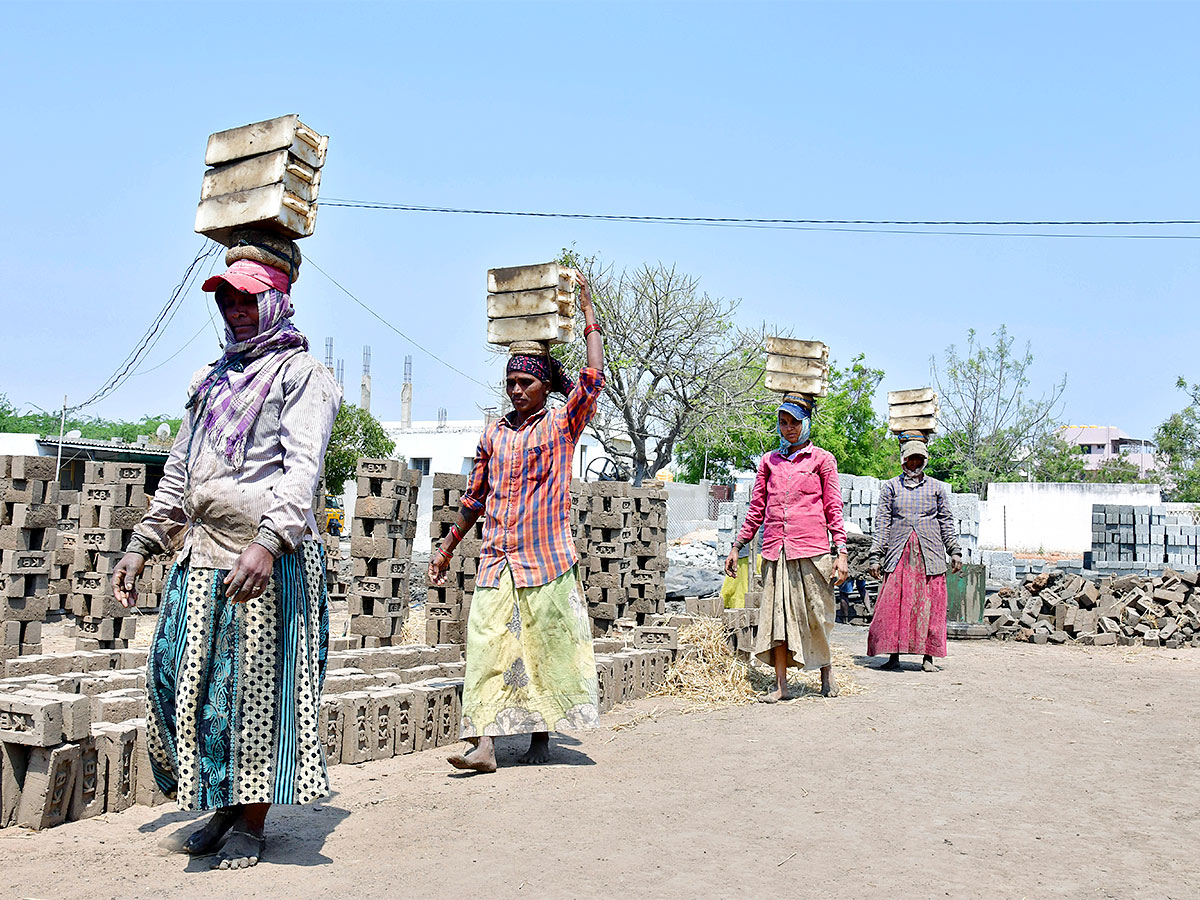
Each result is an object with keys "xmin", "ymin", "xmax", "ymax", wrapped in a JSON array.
[{"xmin": 777, "ymin": 396, "xmax": 812, "ymax": 456}]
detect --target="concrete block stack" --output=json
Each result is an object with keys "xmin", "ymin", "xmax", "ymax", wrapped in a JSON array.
[
  {"xmin": 485, "ymin": 262, "xmax": 579, "ymax": 347},
  {"xmin": 322, "ymin": 533, "xmax": 349, "ymax": 604},
  {"xmin": 983, "ymin": 567, "xmax": 1200, "ymax": 648},
  {"xmin": 1089, "ymin": 504, "xmax": 1191, "ymax": 571},
  {"xmin": 626, "ymin": 483, "xmax": 669, "ymax": 619},
  {"xmin": 763, "ymin": 336, "xmax": 830, "ymax": 396},
  {"xmin": 839, "ymin": 473, "xmax": 881, "ymax": 535},
  {"xmin": 425, "ymin": 472, "xmax": 483, "ymax": 645},
  {"xmin": 948, "ymin": 492, "xmax": 981, "ymax": 562},
  {"xmin": 980, "ymin": 549, "xmax": 1018, "ymax": 586},
  {"xmin": 68, "ymin": 463, "xmax": 149, "ymax": 650},
  {"xmin": 576, "ymin": 481, "xmax": 634, "ymax": 634},
  {"xmin": 1, "ymin": 456, "xmax": 61, "ymax": 661},
  {"xmin": 348, "ymin": 458, "xmax": 420, "ymax": 648}
]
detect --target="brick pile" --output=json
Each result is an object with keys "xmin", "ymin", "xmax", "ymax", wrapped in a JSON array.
[
  {"xmin": 348, "ymin": 458, "xmax": 420, "ymax": 647},
  {"xmin": 626, "ymin": 484, "xmax": 669, "ymax": 619},
  {"xmin": 983, "ymin": 567, "xmax": 1200, "ymax": 648},
  {"xmin": 1090, "ymin": 503, "xmax": 1197, "ymax": 571},
  {"xmin": 1, "ymin": 456, "xmax": 60, "ymax": 661},
  {"xmin": 68, "ymin": 463, "xmax": 152, "ymax": 651},
  {"xmin": 576, "ymin": 481, "xmax": 634, "ymax": 633},
  {"xmin": 425, "ymin": 473, "xmax": 481, "ymax": 645},
  {"xmin": 0, "ymin": 632, "xmax": 679, "ymax": 830}
]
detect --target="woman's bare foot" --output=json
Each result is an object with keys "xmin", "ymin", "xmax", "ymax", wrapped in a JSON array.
[
  {"xmin": 820, "ymin": 665, "xmax": 840, "ymax": 697},
  {"xmin": 213, "ymin": 829, "xmax": 265, "ymax": 870},
  {"xmin": 182, "ymin": 805, "xmax": 240, "ymax": 855},
  {"xmin": 877, "ymin": 654, "xmax": 901, "ymax": 671},
  {"xmin": 448, "ymin": 737, "xmax": 497, "ymax": 773},
  {"xmin": 517, "ymin": 731, "xmax": 552, "ymax": 764},
  {"xmin": 922, "ymin": 655, "xmax": 936, "ymax": 673},
  {"xmin": 757, "ymin": 686, "xmax": 789, "ymax": 703}
]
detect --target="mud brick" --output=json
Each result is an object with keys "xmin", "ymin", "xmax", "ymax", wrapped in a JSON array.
[
  {"xmin": 317, "ymin": 696, "xmax": 346, "ymax": 765},
  {"xmin": 98, "ymin": 506, "xmax": 145, "ymax": 530},
  {"xmin": 366, "ymin": 690, "xmax": 399, "ymax": 760},
  {"xmin": 19, "ymin": 691, "xmax": 89, "ymax": 742},
  {"xmin": 17, "ymin": 742, "xmax": 80, "ymax": 830},
  {"xmin": 429, "ymin": 679, "xmax": 463, "ymax": 746},
  {"xmin": 349, "ymin": 614, "xmax": 398, "ymax": 638},
  {"xmin": 10, "ymin": 455, "xmax": 57, "ymax": 481},
  {"xmin": 1093, "ymin": 633, "xmax": 1117, "ymax": 646},
  {"xmin": 355, "ymin": 496, "xmax": 398, "ymax": 519},
  {"xmin": 685, "ymin": 595, "xmax": 723, "ymax": 618},
  {"xmin": 350, "ymin": 535, "xmax": 393, "ymax": 559},
  {"xmin": 408, "ymin": 684, "xmax": 442, "ymax": 751},
  {"xmin": 632, "ymin": 625, "xmax": 678, "ymax": 651},
  {"xmin": 0, "ymin": 549, "xmax": 50, "ymax": 575},
  {"xmin": 357, "ymin": 457, "xmax": 401, "ymax": 480},
  {"xmin": 68, "ymin": 733, "xmax": 104, "ymax": 821},
  {"xmin": 91, "ymin": 689, "xmax": 145, "ymax": 724},
  {"xmin": 1, "ymin": 741, "xmax": 29, "ymax": 826},
  {"xmin": 129, "ymin": 719, "xmax": 167, "ymax": 807},
  {"xmin": 438, "ymin": 620, "xmax": 466, "ymax": 645},
  {"xmin": 1, "ymin": 581, "xmax": 49, "ymax": 610},
  {"xmin": 0, "ymin": 694, "xmax": 64, "ymax": 746},
  {"xmin": 593, "ymin": 656, "xmax": 615, "ymax": 713},
  {"xmin": 338, "ymin": 692, "xmax": 375, "ymax": 765}
]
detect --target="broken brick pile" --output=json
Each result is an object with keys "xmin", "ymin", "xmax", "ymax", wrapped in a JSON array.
[{"xmin": 984, "ymin": 567, "xmax": 1200, "ymax": 647}]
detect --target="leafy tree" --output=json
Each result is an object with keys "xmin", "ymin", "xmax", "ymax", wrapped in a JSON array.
[
  {"xmin": 556, "ymin": 251, "xmax": 763, "ymax": 485},
  {"xmin": 324, "ymin": 403, "xmax": 396, "ymax": 495},
  {"xmin": 931, "ymin": 326, "xmax": 1067, "ymax": 497},
  {"xmin": 0, "ymin": 393, "xmax": 181, "ymax": 444},
  {"xmin": 1087, "ymin": 454, "xmax": 1147, "ymax": 484},
  {"xmin": 674, "ymin": 354, "xmax": 897, "ymax": 483},
  {"xmin": 1028, "ymin": 434, "xmax": 1087, "ymax": 483},
  {"xmin": 1154, "ymin": 378, "xmax": 1200, "ymax": 501}
]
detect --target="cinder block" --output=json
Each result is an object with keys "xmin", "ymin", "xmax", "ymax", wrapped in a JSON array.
[
  {"xmin": 339, "ymin": 692, "xmax": 374, "ymax": 765},
  {"xmin": 17, "ymin": 742, "xmax": 81, "ymax": 830},
  {"xmin": 98, "ymin": 722, "xmax": 138, "ymax": 813},
  {"xmin": 0, "ymin": 694, "xmax": 64, "ymax": 746},
  {"xmin": 69, "ymin": 734, "xmax": 104, "ymax": 821}
]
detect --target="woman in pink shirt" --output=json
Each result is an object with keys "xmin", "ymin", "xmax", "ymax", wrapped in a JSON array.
[{"xmin": 724, "ymin": 394, "xmax": 849, "ymax": 700}]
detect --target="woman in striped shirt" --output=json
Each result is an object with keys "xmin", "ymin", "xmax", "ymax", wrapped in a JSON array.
[{"xmin": 429, "ymin": 278, "xmax": 605, "ymax": 773}]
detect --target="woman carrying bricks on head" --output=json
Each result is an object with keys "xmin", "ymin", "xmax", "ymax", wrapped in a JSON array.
[
  {"xmin": 428, "ymin": 277, "xmax": 604, "ymax": 773},
  {"xmin": 866, "ymin": 437, "xmax": 961, "ymax": 672},
  {"xmin": 723, "ymin": 394, "xmax": 849, "ymax": 700},
  {"xmin": 111, "ymin": 258, "xmax": 341, "ymax": 869}
]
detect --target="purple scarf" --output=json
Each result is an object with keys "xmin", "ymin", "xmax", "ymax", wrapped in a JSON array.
[
  {"xmin": 507, "ymin": 354, "xmax": 575, "ymax": 396},
  {"xmin": 194, "ymin": 288, "xmax": 308, "ymax": 466}
]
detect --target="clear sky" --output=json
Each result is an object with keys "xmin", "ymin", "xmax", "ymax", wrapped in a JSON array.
[{"xmin": 2, "ymin": 1, "xmax": 1197, "ymax": 440}]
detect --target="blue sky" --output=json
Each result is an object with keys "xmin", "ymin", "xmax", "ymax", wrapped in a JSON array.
[{"xmin": 2, "ymin": 1, "xmax": 1197, "ymax": 440}]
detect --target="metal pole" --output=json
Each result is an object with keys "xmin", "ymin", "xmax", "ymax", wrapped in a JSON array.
[{"xmin": 54, "ymin": 396, "xmax": 66, "ymax": 482}]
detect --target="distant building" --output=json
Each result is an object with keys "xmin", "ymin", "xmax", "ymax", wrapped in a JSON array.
[{"xmin": 1060, "ymin": 425, "xmax": 1157, "ymax": 474}]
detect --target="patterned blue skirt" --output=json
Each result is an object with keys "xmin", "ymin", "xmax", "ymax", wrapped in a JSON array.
[{"xmin": 145, "ymin": 541, "xmax": 330, "ymax": 810}]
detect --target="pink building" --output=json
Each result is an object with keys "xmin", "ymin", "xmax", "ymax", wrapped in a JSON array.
[{"xmin": 1059, "ymin": 425, "xmax": 1157, "ymax": 474}]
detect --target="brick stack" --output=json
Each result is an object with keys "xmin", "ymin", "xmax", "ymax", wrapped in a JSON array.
[
  {"xmin": 48, "ymin": 490, "xmax": 79, "ymax": 616},
  {"xmin": 0, "ymin": 456, "xmax": 60, "ymax": 661},
  {"xmin": 1090, "ymin": 504, "xmax": 1196, "ymax": 572},
  {"xmin": 68, "ymin": 463, "xmax": 146, "ymax": 650},
  {"xmin": 626, "ymin": 483, "xmax": 669, "ymax": 620},
  {"xmin": 425, "ymin": 473, "xmax": 482, "ymax": 646},
  {"xmin": 983, "ymin": 567, "xmax": 1200, "ymax": 648},
  {"xmin": 577, "ymin": 481, "xmax": 634, "ymax": 634},
  {"xmin": 348, "ymin": 458, "xmax": 419, "ymax": 647},
  {"xmin": 323, "ymin": 532, "xmax": 349, "ymax": 603}
]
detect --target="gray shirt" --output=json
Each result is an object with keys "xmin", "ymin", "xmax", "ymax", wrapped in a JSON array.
[
  {"xmin": 127, "ymin": 352, "xmax": 341, "ymax": 569},
  {"xmin": 868, "ymin": 475, "xmax": 961, "ymax": 576}
]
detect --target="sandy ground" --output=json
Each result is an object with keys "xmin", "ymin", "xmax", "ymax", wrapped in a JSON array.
[{"xmin": 3, "ymin": 625, "xmax": 1197, "ymax": 900}]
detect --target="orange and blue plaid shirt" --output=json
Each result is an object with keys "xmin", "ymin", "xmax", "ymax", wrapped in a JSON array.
[{"xmin": 462, "ymin": 367, "xmax": 604, "ymax": 589}]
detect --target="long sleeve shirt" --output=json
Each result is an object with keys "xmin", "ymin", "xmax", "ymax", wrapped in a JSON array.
[
  {"xmin": 127, "ymin": 352, "xmax": 342, "ymax": 569},
  {"xmin": 868, "ymin": 475, "xmax": 961, "ymax": 576},
  {"xmin": 462, "ymin": 367, "xmax": 604, "ymax": 589},
  {"xmin": 736, "ymin": 444, "xmax": 847, "ymax": 562}
]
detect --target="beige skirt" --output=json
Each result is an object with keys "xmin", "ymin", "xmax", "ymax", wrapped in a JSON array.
[{"xmin": 752, "ymin": 551, "xmax": 835, "ymax": 670}]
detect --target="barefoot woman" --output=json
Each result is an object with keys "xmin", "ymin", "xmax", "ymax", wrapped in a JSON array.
[
  {"xmin": 112, "ymin": 259, "xmax": 340, "ymax": 868},
  {"xmin": 867, "ymin": 438, "xmax": 962, "ymax": 672},
  {"xmin": 724, "ymin": 395, "xmax": 849, "ymax": 700},
  {"xmin": 430, "ymin": 278, "xmax": 604, "ymax": 772}
]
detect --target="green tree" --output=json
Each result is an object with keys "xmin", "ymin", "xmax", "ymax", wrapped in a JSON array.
[
  {"xmin": 1154, "ymin": 378, "xmax": 1200, "ymax": 501},
  {"xmin": 1028, "ymin": 434, "xmax": 1087, "ymax": 483},
  {"xmin": 324, "ymin": 403, "xmax": 396, "ymax": 495},
  {"xmin": 1086, "ymin": 454, "xmax": 1147, "ymax": 484},
  {"xmin": 931, "ymin": 326, "xmax": 1067, "ymax": 497},
  {"xmin": 0, "ymin": 393, "xmax": 182, "ymax": 444},
  {"xmin": 674, "ymin": 354, "xmax": 897, "ymax": 483}
]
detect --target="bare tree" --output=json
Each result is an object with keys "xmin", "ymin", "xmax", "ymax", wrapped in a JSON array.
[
  {"xmin": 930, "ymin": 325, "xmax": 1067, "ymax": 496},
  {"xmin": 559, "ymin": 253, "xmax": 763, "ymax": 485}
]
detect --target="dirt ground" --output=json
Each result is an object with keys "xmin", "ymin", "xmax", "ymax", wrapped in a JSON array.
[{"xmin": 3, "ymin": 624, "xmax": 1197, "ymax": 900}]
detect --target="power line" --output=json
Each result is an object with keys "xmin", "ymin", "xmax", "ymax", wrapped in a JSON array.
[
  {"xmin": 317, "ymin": 198, "xmax": 1200, "ymax": 239},
  {"xmin": 128, "ymin": 321, "xmax": 212, "ymax": 378},
  {"xmin": 306, "ymin": 257, "xmax": 492, "ymax": 390},
  {"xmin": 68, "ymin": 240, "xmax": 222, "ymax": 413}
]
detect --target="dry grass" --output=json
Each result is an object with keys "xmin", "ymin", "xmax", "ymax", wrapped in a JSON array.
[
  {"xmin": 650, "ymin": 616, "xmax": 865, "ymax": 710},
  {"xmin": 400, "ymin": 607, "xmax": 427, "ymax": 645}
]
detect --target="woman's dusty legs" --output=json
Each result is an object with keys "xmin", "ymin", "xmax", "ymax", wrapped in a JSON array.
[
  {"xmin": 820, "ymin": 663, "xmax": 839, "ymax": 697},
  {"xmin": 448, "ymin": 736, "xmax": 498, "ymax": 773},
  {"xmin": 518, "ymin": 731, "xmax": 552, "ymax": 765},
  {"xmin": 878, "ymin": 653, "xmax": 901, "ymax": 671},
  {"xmin": 213, "ymin": 803, "xmax": 270, "ymax": 870}
]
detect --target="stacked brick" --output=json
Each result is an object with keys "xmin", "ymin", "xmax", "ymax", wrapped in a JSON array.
[
  {"xmin": 984, "ymin": 567, "xmax": 1200, "ymax": 648},
  {"xmin": 1091, "ymin": 504, "xmax": 1197, "ymax": 572},
  {"xmin": 575, "ymin": 481, "xmax": 634, "ymax": 633},
  {"xmin": 68, "ymin": 463, "xmax": 149, "ymax": 650},
  {"xmin": 426, "ymin": 473, "xmax": 482, "ymax": 645},
  {"xmin": 0, "ymin": 456, "xmax": 60, "ymax": 661},
  {"xmin": 349, "ymin": 458, "xmax": 420, "ymax": 647},
  {"xmin": 626, "ymin": 483, "xmax": 669, "ymax": 619},
  {"xmin": 323, "ymin": 533, "xmax": 349, "ymax": 603}
]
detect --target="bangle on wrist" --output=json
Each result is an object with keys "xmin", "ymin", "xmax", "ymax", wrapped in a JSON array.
[
  {"xmin": 436, "ymin": 546, "xmax": 451, "ymax": 562},
  {"xmin": 449, "ymin": 523, "xmax": 464, "ymax": 543},
  {"xmin": 584, "ymin": 322, "xmax": 603, "ymax": 338}
]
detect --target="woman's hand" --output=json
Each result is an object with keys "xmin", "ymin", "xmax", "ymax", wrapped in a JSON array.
[
  {"xmin": 112, "ymin": 552, "xmax": 147, "ymax": 609},
  {"xmin": 950, "ymin": 554, "xmax": 963, "ymax": 574},
  {"xmin": 723, "ymin": 548, "xmax": 739, "ymax": 578},
  {"xmin": 224, "ymin": 543, "xmax": 274, "ymax": 603},
  {"xmin": 832, "ymin": 553, "xmax": 849, "ymax": 587},
  {"xmin": 868, "ymin": 562, "xmax": 881, "ymax": 580},
  {"xmin": 428, "ymin": 550, "xmax": 450, "ymax": 587},
  {"xmin": 577, "ymin": 274, "xmax": 594, "ymax": 322}
]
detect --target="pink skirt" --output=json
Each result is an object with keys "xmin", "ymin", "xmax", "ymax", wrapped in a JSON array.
[{"xmin": 867, "ymin": 531, "xmax": 948, "ymax": 658}]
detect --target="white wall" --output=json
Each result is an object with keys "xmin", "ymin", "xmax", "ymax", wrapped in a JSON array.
[{"xmin": 979, "ymin": 482, "xmax": 1162, "ymax": 554}]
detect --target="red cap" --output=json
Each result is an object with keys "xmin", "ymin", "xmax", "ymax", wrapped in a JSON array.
[{"xmin": 202, "ymin": 258, "xmax": 291, "ymax": 294}]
